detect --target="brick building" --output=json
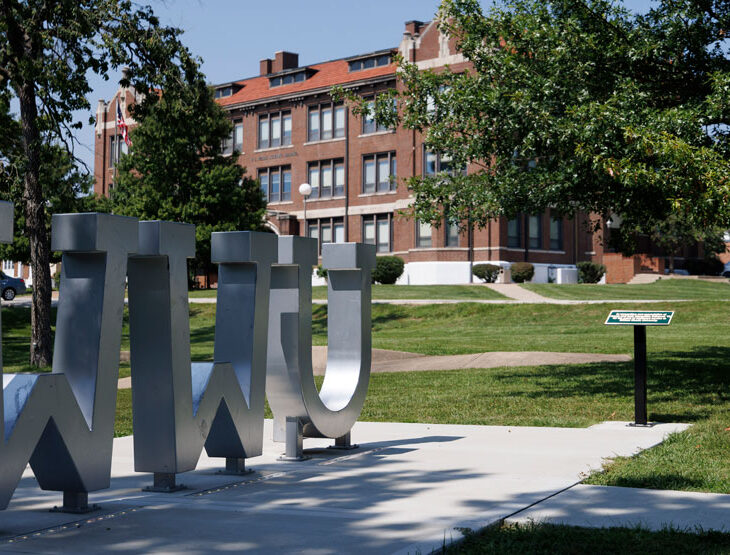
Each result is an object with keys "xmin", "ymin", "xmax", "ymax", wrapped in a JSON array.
[{"xmin": 93, "ymin": 19, "xmax": 611, "ymax": 285}]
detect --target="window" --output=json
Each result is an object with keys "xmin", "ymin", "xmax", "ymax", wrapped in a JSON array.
[
  {"xmin": 348, "ymin": 54, "xmax": 390, "ymax": 72},
  {"xmin": 308, "ymin": 103, "xmax": 345, "ymax": 142},
  {"xmin": 2, "ymin": 260, "xmax": 13, "ymax": 271},
  {"xmin": 424, "ymin": 148, "xmax": 465, "ymax": 176},
  {"xmin": 269, "ymin": 71, "xmax": 306, "ymax": 87},
  {"xmin": 362, "ymin": 98, "xmax": 393, "ymax": 134},
  {"xmin": 507, "ymin": 215, "xmax": 522, "ymax": 248},
  {"xmin": 306, "ymin": 217, "xmax": 345, "ymax": 254},
  {"xmin": 308, "ymin": 159, "xmax": 345, "ymax": 199},
  {"xmin": 258, "ymin": 111, "xmax": 291, "ymax": 149},
  {"xmin": 214, "ymin": 86, "xmax": 233, "ymax": 99},
  {"xmin": 550, "ymin": 216, "xmax": 563, "ymax": 250},
  {"xmin": 258, "ymin": 166, "xmax": 291, "ymax": 203},
  {"xmin": 108, "ymin": 135, "xmax": 128, "ymax": 168},
  {"xmin": 445, "ymin": 220, "xmax": 459, "ymax": 247},
  {"xmin": 222, "ymin": 119, "xmax": 243, "ymax": 155},
  {"xmin": 528, "ymin": 214, "xmax": 542, "ymax": 249},
  {"xmin": 362, "ymin": 214, "xmax": 391, "ymax": 253},
  {"xmin": 416, "ymin": 221, "xmax": 432, "ymax": 248},
  {"xmin": 362, "ymin": 152, "xmax": 396, "ymax": 194}
]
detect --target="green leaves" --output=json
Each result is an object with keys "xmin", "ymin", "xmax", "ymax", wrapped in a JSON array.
[
  {"xmin": 112, "ymin": 62, "xmax": 266, "ymax": 274},
  {"xmin": 341, "ymin": 0, "xmax": 730, "ymax": 240}
]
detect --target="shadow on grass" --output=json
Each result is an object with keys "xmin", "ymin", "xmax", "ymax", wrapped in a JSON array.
[{"xmin": 493, "ymin": 346, "xmax": 730, "ymax": 423}]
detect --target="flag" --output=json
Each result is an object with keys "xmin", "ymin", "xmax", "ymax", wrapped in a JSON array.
[{"xmin": 116, "ymin": 103, "xmax": 132, "ymax": 147}]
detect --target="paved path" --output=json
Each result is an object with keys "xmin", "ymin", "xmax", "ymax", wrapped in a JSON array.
[
  {"xmin": 0, "ymin": 420, "xmax": 689, "ymax": 553},
  {"xmin": 484, "ymin": 283, "xmax": 553, "ymax": 301},
  {"xmin": 116, "ymin": 348, "xmax": 630, "ymax": 389},
  {"xmin": 508, "ymin": 483, "xmax": 730, "ymax": 533}
]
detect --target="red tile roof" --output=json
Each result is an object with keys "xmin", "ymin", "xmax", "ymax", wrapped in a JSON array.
[{"xmin": 216, "ymin": 57, "xmax": 396, "ymax": 107}]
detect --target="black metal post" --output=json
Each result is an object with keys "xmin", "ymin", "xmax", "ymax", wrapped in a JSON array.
[{"xmin": 633, "ymin": 325, "xmax": 648, "ymax": 425}]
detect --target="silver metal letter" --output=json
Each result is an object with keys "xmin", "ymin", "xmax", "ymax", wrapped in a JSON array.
[
  {"xmin": 266, "ymin": 237, "xmax": 375, "ymax": 459},
  {"xmin": 127, "ymin": 222, "xmax": 276, "ymax": 489},
  {"xmin": 0, "ymin": 212, "xmax": 137, "ymax": 511}
]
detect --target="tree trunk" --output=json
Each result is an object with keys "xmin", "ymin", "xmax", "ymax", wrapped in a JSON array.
[{"xmin": 17, "ymin": 82, "xmax": 53, "ymax": 367}]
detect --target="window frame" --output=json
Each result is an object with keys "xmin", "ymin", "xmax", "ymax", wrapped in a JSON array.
[
  {"xmin": 528, "ymin": 214, "xmax": 543, "ymax": 250},
  {"xmin": 108, "ymin": 135, "xmax": 127, "ymax": 168},
  {"xmin": 416, "ymin": 220, "xmax": 433, "ymax": 248},
  {"xmin": 362, "ymin": 214, "xmax": 392, "ymax": 253},
  {"xmin": 507, "ymin": 215, "xmax": 522, "ymax": 248},
  {"xmin": 445, "ymin": 220, "xmax": 460, "ymax": 247},
  {"xmin": 307, "ymin": 159, "xmax": 345, "ymax": 199},
  {"xmin": 361, "ymin": 97, "xmax": 393, "ymax": 135},
  {"xmin": 258, "ymin": 165, "xmax": 292, "ymax": 203},
  {"xmin": 549, "ymin": 215, "xmax": 564, "ymax": 251},
  {"xmin": 307, "ymin": 102, "xmax": 345, "ymax": 142},
  {"xmin": 423, "ymin": 147, "xmax": 466, "ymax": 176},
  {"xmin": 257, "ymin": 110, "xmax": 292, "ymax": 149},
  {"xmin": 348, "ymin": 54, "xmax": 390, "ymax": 72},
  {"xmin": 305, "ymin": 216, "xmax": 345, "ymax": 254},
  {"xmin": 362, "ymin": 151, "xmax": 397, "ymax": 194}
]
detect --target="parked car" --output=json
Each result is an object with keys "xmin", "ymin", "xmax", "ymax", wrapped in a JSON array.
[
  {"xmin": 0, "ymin": 272, "xmax": 26, "ymax": 300},
  {"xmin": 723, "ymin": 261, "xmax": 730, "ymax": 278}
]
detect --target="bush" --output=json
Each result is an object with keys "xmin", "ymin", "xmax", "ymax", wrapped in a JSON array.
[
  {"xmin": 682, "ymin": 257, "xmax": 724, "ymax": 276},
  {"xmin": 510, "ymin": 262, "xmax": 534, "ymax": 283},
  {"xmin": 472, "ymin": 263, "xmax": 501, "ymax": 283},
  {"xmin": 372, "ymin": 256, "xmax": 405, "ymax": 285},
  {"xmin": 577, "ymin": 261, "xmax": 606, "ymax": 284},
  {"xmin": 316, "ymin": 265, "xmax": 328, "ymax": 280}
]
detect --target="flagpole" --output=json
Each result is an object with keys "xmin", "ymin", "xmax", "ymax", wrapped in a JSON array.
[{"xmin": 113, "ymin": 94, "xmax": 118, "ymax": 185}]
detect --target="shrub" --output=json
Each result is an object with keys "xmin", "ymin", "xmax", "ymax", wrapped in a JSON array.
[
  {"xmin": 316, "ymin": 265, "xmax": 328, "ymax": 281},
  {"xmin": 682, "ymin": 257, "xmax": 724, "ymax": 276},
  {"xmin": 577, "ymin": 261, "xmax": 606, "ymax": 284},
  {"xmin": 510, "ymin": 262, "xmax": 534, "ymax": 283},
  {"xmin": 372, "ymin": 256, "xmax": 405, "ymax": 285},
  {"xmin": 472, "ymin": 263, "xmax": 501, "ymax": 283},
  {"xmin": 53, "ymin": 269, "xmax": 61, "ymax": 291}
]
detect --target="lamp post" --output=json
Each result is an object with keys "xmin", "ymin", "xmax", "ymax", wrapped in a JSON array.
[{"xmin": 299, "ymin": 183, "xmax": 312, "ymax": 236}]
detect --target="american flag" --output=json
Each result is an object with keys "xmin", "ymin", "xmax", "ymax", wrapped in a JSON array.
[{"xmin": 116, "ymin": 103, "xmax": 132, "ymax": 147}]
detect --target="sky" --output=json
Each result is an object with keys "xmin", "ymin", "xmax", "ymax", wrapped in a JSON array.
[{"xmin": 67, "ymin": 0, "xmax": 653, "ymax": 171}]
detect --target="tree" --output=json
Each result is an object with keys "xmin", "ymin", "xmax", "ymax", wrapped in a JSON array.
[
  {"xmin": 340, "ymin": 0, "xmax": 730, "ymax": 242},
  {"xmin": 0, "ymin": 140, "xmax": 94, "ymax": 267},
  {"xmin": 0, "ymin": 0, "xmax": 193, "ymax": 366},
  {"xmin": 111, "ymin": 54, "xmax": 266, "ymax": 283}
]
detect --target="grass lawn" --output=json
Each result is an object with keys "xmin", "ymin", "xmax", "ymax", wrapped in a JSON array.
[
  {"xmin": 189, "ymin": 283, "xmax": 509, "ymax": 300},
  {"xmin": 448, "ymin": 522, "xmax": 730, "ymax": 554},
  {"xmin": 523, "ymin": 278, "xmax": 730, "ymax": 300},
  {"xmin": 3, "ymin": 300, "xmax": 729, "ymax": 493}
]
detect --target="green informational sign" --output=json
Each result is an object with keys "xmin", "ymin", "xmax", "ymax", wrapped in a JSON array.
[{"xmin": 605, "ymin": 310, "xmax": 674, "ymax": 326}]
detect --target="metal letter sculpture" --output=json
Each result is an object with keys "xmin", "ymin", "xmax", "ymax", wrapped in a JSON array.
[
  {"xmin": 127, "ymin": 222, "xmax": 277, "ymax": 490},
  {"xmin": 0, "ymin": 210, "xmax": 137, "ymax": 512},
  {"xmin": 266, "ymin": 236, "xmax": 375, "ymax": 459}
]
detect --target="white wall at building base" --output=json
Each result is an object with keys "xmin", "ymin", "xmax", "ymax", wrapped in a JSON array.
[
  {"xmin": 312, "ymin": 260, "xmax": 580, "ymax": 286},
  {"xmin": 397, "ymin": 261, "xmax": 579, "ymax": 285}
]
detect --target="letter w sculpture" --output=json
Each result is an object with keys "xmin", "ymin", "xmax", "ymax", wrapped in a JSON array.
[
  {"xmin": 0, "ymin": 207, "xmax": 137, "ymax": 512},
  {"xmin": 127, "ymin": 222, "xmax": 276, "ymax": 490}
]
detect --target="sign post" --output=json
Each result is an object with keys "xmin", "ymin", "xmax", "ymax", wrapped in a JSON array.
[{"xmin": 605, "ymin": 310, "xmax": 674, "ymax": 426}]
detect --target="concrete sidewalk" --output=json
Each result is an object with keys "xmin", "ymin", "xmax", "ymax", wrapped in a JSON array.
[
  {"xmin": 0, "ymin": 420, "xmax": 689, "ymax": 554},
  {"xmin": 117, "ymin": 348, "xmax": 630, "ymax": 389},
  {"xmin": 508, "ymin": 483, "xmax": 730, "ymax": 533}
]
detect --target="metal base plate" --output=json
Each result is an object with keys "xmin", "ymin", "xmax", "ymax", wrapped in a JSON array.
[
  {"xmin": 49, "ymin": 503, "xmax": 100, "ymax": 514},
  {"xmin": 327, "ymin": 443, "xmax": 359, "ymax": 451},
  {"xmin": 142, "ymin": 484, "xmax": 187, "ymax": 493},
  {"xmin": 216, "ymin": 468, "xmax": 256, "ymax": 476},
  {"xmin": 277, "ymin": 454, "xmax": 312, "ymax": 462},
  {"xmin": 627, "ymin": 422, "xmax": 657, "ymax": 428}
]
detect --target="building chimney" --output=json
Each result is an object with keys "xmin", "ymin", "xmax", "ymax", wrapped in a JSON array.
[
  {"xmin": 404, "ymin": 20, "xmax": 424, "ymax": 36},
  {"xmin": 272, "ymin": 51, "xmax": 299, "ymax": 73},
  {"xmin": 260, "ymin": 58, "xmax": 273, "ymax": 75}
]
